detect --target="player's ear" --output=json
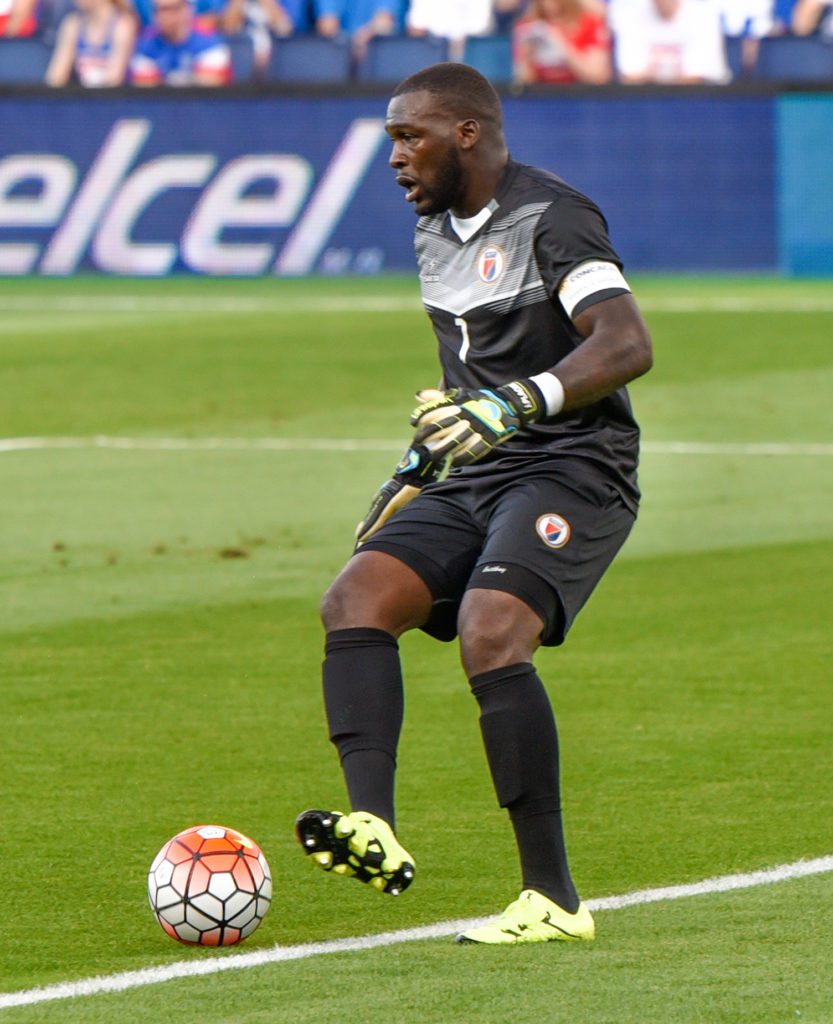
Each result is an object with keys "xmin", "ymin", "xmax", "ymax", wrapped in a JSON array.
[{"xmin": 457, "ymin": 118, "xmax": 480, "ymax": 150}]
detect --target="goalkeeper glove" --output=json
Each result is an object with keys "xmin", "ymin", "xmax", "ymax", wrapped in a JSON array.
[
  {"xmin": 354, "ymin": 443, "xmax": 447, "ymax": 548},
  {"xmin": 410, "ymin": 379, "xmax": 546, "ymax": 467}
]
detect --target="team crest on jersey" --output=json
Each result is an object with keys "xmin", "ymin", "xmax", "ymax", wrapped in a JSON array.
[
  {"xmin": 536, "ymin": 514, "xmax": 571, "ymax": 549},
  {"xmin": 476, "ymin": 245, "xmax": 505, "ymax": 284}
]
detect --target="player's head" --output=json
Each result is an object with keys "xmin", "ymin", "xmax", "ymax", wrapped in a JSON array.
[
  {"xmin": 392, "ymin": 62, "xmax": 503, "ymax": 131},
  {"xmin": 386, "ymin": 63, "xmax": 506, "ymax": 217}
]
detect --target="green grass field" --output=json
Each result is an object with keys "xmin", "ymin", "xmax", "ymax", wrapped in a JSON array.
[{"xmin": 1, "ymin": 275, "xmax": 832, "ymax": 1022}]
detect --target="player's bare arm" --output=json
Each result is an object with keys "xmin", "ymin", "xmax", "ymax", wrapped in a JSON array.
[
  {"xmin": 551, "ymin": 292, "xmax": 653, "ymax": 412},
  {"xmin": 411, "ymin": 288, "xmax": 652, "ymax": 468}
]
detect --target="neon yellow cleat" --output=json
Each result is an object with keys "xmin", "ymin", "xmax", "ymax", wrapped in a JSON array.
[
  {"xmin": 294, "ymin": 809, "xmax": 415, "ymax": 896},
  {"xmin": 456, "ymin": 889, "xmax": 595, "ymax": 944}
]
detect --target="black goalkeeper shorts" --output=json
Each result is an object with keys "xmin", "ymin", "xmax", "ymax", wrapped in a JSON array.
[{"xmin": 357, "ymin": 456, "xmax": 636, "ymax": 647}]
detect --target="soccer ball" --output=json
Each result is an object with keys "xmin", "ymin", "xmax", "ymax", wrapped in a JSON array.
[{"xmin": 147, "ymin": 824, "xmax": 272, "ymax": 946}]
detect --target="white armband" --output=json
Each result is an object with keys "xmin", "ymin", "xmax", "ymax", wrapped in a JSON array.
[{"xmin": 558, "ymin": 260, "xmax": 630, "ymax": 319}]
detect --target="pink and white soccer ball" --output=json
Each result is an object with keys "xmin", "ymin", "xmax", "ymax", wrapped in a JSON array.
[{"xmin": 147, "ymin": 825, "xmax": 272, "ymax": 946}]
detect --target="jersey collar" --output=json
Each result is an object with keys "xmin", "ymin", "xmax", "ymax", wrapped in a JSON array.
[{"xmin": 442, "ymin": 158, "xmax": 518, "ymax": 245}]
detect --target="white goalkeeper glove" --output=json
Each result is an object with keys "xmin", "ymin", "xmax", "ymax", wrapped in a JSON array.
[
  {"xmin": 410, "ymin": 379, "xmax": 547, "ymax": 467},
  {"xmin": 354, "ymin": 443, "xmax": 448, "ymax": 548}
]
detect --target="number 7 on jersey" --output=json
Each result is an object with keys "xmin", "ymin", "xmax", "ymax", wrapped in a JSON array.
[{"xmin": 454, "ymin": 316, "xmax": 471, "ymax": 363}]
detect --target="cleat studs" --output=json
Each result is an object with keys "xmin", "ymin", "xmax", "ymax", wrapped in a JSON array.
[{"xmin": 296, "ymin": 808, "xmax": 413, "ymax": 896}]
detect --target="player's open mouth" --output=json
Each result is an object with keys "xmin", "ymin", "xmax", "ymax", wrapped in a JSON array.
[{"xmin": 396, "ymin": 175, "xmax": 419, "ymax": 203}]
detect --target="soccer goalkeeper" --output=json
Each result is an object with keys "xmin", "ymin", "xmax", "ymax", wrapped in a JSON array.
[{"xmin": 295, "ymin": 62, "xmax": 653, "ymax": 945}]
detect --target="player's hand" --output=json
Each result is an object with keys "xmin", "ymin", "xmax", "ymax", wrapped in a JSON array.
[
  {"xmin": 410, "ymin": 380, "xmax": 544, "ymax": 466},
  {"xmin": 354, "ymin": 443, "xmax": 447, "ymax": 548}
]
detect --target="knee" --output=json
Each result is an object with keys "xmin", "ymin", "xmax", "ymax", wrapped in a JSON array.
[
  {"xmin": 319, "ymin": 559, "xmax": 374, "ymax": 631},
  {"xmin": 459, "ymin": 618, "xmax": 522, "ymax": 678},
  {"xmin": 458, "ymin": 590, "xmax": 542, "ymax": 679},
  {"xmin": 320, "ymin": 551, "xmax": 434, "ymax": 636},
  {"xmin": 319, "ymin": 574, "xmax": 351, "ymax": 633}
]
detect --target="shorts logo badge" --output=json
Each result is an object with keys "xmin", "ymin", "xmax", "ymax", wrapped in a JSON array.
[
  {"xmin": 536, "ymin": 513, "xmax": 571, "ymax": 549},
  {"xmin": 476, "ymin": 245, "xmax": 505, "ymax": 284}
]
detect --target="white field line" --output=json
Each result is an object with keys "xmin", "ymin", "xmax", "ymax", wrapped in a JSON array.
[
  {"xmin": 1, "ymin": 854, "xmax": 832, "ymax": 1011},
  {"xmin": 1, "ymin": 295, "xmax": 833, "ymax": 317},
  {"xmin": 1, "ymin": 436, "xmax": 833, "ymax": 457},
  {"xmin": 640, "ymin": 297, "xmax": 833, "ymax": 314},
  {"xmin": 642, "ymin": 440, "xmax": 833, "ymax": 457}
]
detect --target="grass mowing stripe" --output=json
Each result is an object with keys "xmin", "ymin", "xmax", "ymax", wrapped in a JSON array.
[
  {"xmin": 2, "ymin": 437, "xmax": 833, "ymax": 457},
  {"xmin": 0, "ymin": 436, "xmax": 404, "ymax": 454},
  {"xmin": 2, "ymin": 854, "xmax": 831, "ymax": 1012},
  {"xmin": 0, "ymin": 297, "xmax": 422, "ymax": 316},
  {"xmin": 2, "ymin": 296, "xmax": 833, "ymax": 316}
]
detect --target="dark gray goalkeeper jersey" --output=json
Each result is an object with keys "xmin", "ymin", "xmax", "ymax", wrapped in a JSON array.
[{"xmin": 414, "ymin": 158, "xmax": 641, "ymax": 511}]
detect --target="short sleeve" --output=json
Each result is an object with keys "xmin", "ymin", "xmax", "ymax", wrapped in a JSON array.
[{"xmin": 533, "ymin": 193, "xmax": 629, "ymax": 317}]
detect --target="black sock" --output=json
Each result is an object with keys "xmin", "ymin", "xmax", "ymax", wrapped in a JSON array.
[
  {"xmin": 469, "ymin": 663, "xmax": 579, "ymax": 913},
  {"xmin": 322, "ymin": 627, "xmax": 403, "ymax": 828}
]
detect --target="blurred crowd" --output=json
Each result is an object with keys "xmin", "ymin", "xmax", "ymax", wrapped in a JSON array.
[{"xmin": 0, "ymin": 0, "xmax": 831, "ymax": 87}]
